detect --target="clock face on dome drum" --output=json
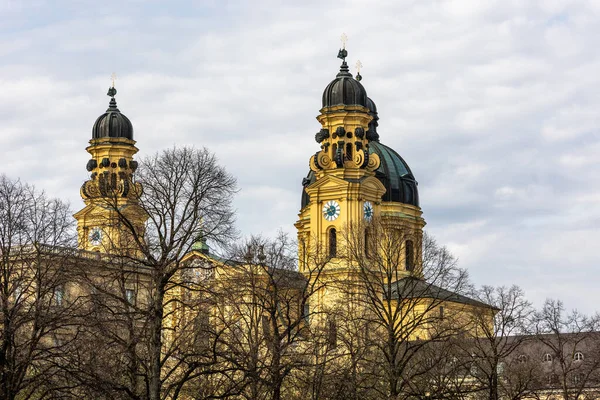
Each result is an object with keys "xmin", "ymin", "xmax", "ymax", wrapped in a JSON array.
[
  {"xmin": 322, "ymin": 201, "xmax": 340, "ymax": 221},
  {"xmin": 363, "ymin": 201, "xmax": 374, "ymax": 221},
  {"xmin": 89, "ymin": 227, "xmax": 103, "ymax": 246}
]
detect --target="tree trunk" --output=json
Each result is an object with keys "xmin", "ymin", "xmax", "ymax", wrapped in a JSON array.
[
  {"xmin": 149, "ymin": 284, "xmax": 165, "ymax": 400},
  {"xmin": 490, "ymin": 368, "xmax": 498, "ymax": 400}
]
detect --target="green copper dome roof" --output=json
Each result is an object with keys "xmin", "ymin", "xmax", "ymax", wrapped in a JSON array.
[{"xmin": 369, "ymin": 141, "xmax": 419, "ymax": 206}]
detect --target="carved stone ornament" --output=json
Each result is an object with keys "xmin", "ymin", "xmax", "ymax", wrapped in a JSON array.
[
  {"xmin": 86, "ymin": 159, "xmax": 98, "ymax": 171},
  {"xmin": 315, "ymin": 128, "xmax": 329, "ymax": 143},
  {"xmin": 366, "ymin": 129, "xmax": 380, "ymax": 142},
  {"xmin": 81, "ymin": 172, "xmax": 134, "ymax": 199},
  {"xmin": 310, "ymin": 153, "xmax": 322, "ymax": 172},
  {"xmin": 361, "ymin": 150, "xmax": 369, "ymax": 168},
  {"xmin": 317, "ymin": 151, "xmax": 333, "ymax": 169},
  {"xmin": 355, "ymin": 127, "xmax": 365, "ymax": 139},
  {"xmin": 353, "ymin": 149, "xmax": 365, "ymax": 167},
  {"xmin": 366, "ymin": 152, "xmax": 380, "ymax": 171}
]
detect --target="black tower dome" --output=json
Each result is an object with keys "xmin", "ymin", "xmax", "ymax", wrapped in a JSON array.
[
  {"xmin": 92, "ymin": 87, "xmax": 134, "ymax": 140},
  {"xmin": 321, "ymin": 48, "xmax": 368, "ymax": 108}
]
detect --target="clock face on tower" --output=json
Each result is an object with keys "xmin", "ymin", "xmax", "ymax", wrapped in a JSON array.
[
  {"xmin": 363, "ymin": 201, "xmax": 374, "ymax": 221},
  {"xmin": 89, "ymin": 227, "xmax": 103, "ymax": 246},
  {"xmin": 322, "ymin": 200, "xmax": 341, "ymax": 221}
]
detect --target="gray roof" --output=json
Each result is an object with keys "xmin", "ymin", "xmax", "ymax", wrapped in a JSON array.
[{"xmin": 390, "ymin": 276, "xmax": 497, "ymax": 310}]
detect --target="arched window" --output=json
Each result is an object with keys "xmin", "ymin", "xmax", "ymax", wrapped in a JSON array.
[
  {"xmin": 405, "ymin": 240, "xmax": 414, "ymax": 271},
  {"xmin": 364, "ymin": 229, "xmax": 370, "ymax": 258},
  {"xmin": 574, "ymin": 351, "xmax": 584, "ymax": 361},
  {"xmin": 328, "ymin": 319, "xmax": 337, "ymax": 349},
  {"xmin": 331, "ymin": 143, "xmax": 337, "ymax": 159},
  {"xmin": 345, "ymin": 143, "xmax": 353, "ymax": 161},
  {"xmin": 329, "ymin": 228, "xmax": 337, "ymax": 258},
  {"xmin": 300, "ymin": 239, "xmax": 306, "ymax": 271},
  {"xmin": 543, "ymin": 353, "xmax": 553, "ymax": 362}
]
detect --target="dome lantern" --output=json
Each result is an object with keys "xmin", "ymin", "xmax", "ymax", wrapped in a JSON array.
[
  {"xmin": 92, "ymin": 85, "xmax": 134, "ymax": 140},
  {"xmin": 321, "ymin": 47, "xmax": 368, "ymax": 109}
]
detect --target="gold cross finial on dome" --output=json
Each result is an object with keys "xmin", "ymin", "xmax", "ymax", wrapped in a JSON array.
[
  {"xmin": 107, "ymin": 73, "xmax": 118, "ymax": 98},
  {"xmin": 355, "ymin": 60, "xmax": 363, "ymax": 81},
  {"xmin": 355, "ymin": 60, "xmax": 362, "ymax": 74},
  {"xmin": 338, "ymin": 33, "xmax": 349, "ymax": 61},
  {"xmin": 340, "ymin": 33, "xmax": 348, "ymax": 49}
]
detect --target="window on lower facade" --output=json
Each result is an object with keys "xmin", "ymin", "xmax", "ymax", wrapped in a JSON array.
[
  {"xmin": 328, "ymin": 319, "xmax": 337, "ymax": 349},
  {"xmin": 54, "ymin": 285, "xmax": 65, "ymax": 306},
  {"xmin": 125, "ymin": 289, "xmax": 136, "ymax": 305},
  {"xmin": 405, "ymin": 240, "xmax": 414, "ymax": 271},
  {"xmin": 329, "ymin": 228, "xmax": 337, "ymax": 258},
  {"xmin": 302, "ymin": 304, "xmax": 310, "ymax": 325}
]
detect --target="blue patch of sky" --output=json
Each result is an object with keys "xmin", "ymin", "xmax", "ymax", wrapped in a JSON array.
[{"xmin": 545, "ymin": 13, "xmax": 569, "ymax": 26}]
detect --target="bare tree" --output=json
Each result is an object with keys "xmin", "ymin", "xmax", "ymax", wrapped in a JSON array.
[
  {"xmin": 533, "ymin": 299, "xmax": 600, "ymax": 400},
  {"xmin": 461, "ymin": 285, "xmax": 535, "ymax": 400},
  {"xmin": 68, "ymin": 147, "xmax": 237, "ymax": 400},
  {"xmin": 338, "ymin": 218, "xmax": 476, "ymax": 399},
  {"xmin": 212, "ymin": 233, "xmax": 326, "ymax": 400},
  {"xmin": 0, "ymin": 174, "xmax": 77, "ymax": 400}
]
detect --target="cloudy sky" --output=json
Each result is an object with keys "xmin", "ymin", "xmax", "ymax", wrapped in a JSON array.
[{"xmin": 1, "ymin": 0, "xmax": 599, "ymax": 314}]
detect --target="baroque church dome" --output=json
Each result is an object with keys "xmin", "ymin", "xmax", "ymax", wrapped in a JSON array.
[
  {"xmin": 322, "ymin": 59, "xmax": 368, "ymax": 108},
  {"xmin": 92, "ymin": 87, "xmax": 134, "ymax": 140},
  {"xmin": 301, "ymin": 96, "xmax": 419, "ymax": 208}
]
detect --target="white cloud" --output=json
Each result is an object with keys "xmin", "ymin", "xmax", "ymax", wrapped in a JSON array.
[{"xmin": 1, "ymin": 0, "xmax": 599, "ymax": 314}]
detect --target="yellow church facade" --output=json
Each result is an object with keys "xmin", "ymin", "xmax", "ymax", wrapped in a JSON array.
[
  {"xmin": 62, "ymin": 44, "xmax": 497, "ymax": 399},
  {"xmin": 70, "ymin": 45, "xmax": 494, "ymax": 344}
]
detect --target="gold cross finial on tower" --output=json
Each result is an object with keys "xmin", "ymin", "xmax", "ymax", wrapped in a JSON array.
[
  {"xmin": 340, "ymin": 33, "xmax": 348, "ymax": 50},
  {"xmin": 355, "ymin": 60, "xmax": 363, "ymax": 81},
  {"xmin": 338, "ymin": 33, "xmax": 349, "ymax": 61},
  {"xmin": 107, "ymin": 73, "xmax": 118, "ymax": 97}
]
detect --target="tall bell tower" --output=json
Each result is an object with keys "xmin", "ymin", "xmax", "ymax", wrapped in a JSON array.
[
  {"xmin": 295, "ymin": 44, "xmax": 386, "ymax": 272},
  {"xmin": 74, "ymin": 84, "xmax": 147, "ymax": 254},
  {"xmin": 296, "ymin": 43, "xmax": 427, "ymax": 317}
]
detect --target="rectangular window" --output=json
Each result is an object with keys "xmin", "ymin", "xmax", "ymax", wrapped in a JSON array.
[
  {"xmin": 262, "ymin": 315, "xmax": 271, "ymax": 339},
  {"xmin": 125, "ymin": 289, "xmax": 136, "ymax": 305},
  {"xmin": 439, "ymin": 306, "xmax": 445, "ymax": 320},
  {"xmin": 303, "ymin": 304, "xmax": 310, "ymax": 325},
  {"xmin": 405, "ymin": 240, "xmax": 414, "ymax": 271},
  {"xmin": 14, "ymin": 285, "xmax": 22, "ymax": 301},
  {"xmin": 328, "ymin": 319, "xmax": 337, "ymax": 349},
  {"xmin": 54, "ymin": 285, "xmax": 65, "ymax": 306}
]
